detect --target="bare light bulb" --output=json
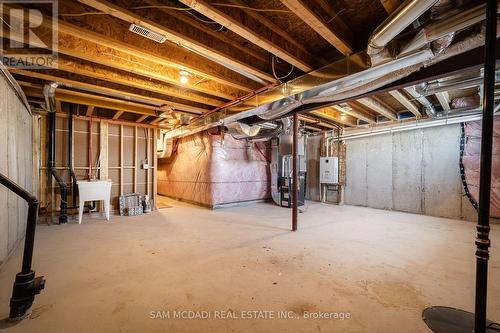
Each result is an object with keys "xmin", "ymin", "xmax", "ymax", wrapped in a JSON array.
[{"xmin": 179, "ymin": 75, "xmax": 189, "ymax": 84}]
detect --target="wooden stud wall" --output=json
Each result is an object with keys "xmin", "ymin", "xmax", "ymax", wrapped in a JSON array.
[{"xmin": 37, "ymin": 112, "xmax": 157, "ymax": 216}]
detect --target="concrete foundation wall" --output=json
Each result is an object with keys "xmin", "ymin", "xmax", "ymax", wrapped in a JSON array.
[
  {"xmin": 344, "ymin": 124, "xmax": 477, "ymax": 220},
  {"xmin": 0, "ymin": 74, "xmax": 33, "ymax": 267}
]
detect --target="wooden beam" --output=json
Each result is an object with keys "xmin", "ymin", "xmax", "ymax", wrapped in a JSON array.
[
  {"xmin": 357, "ymin": 97, "xmax": 399, "ymax": 121},
  {"xmin": 53, "ymin": 57, "xmax": 222, "ymax": 107},
  {"xmin": 78, "ymin": 0, "xmax": 275, "ymax": 83},
  {"xmin": 20, "ymin": 82, "xmax": 159, "ymax": 116},
  {"xmin": 135, "ymin": 115, "xmax": 149, "ymax": 123},
  {"xmin": 225, "ymin": 0, "xmax": 324, "ymax": 65},
  {"xmin": 380, "ymin": 0, "xmax": 401, "ymax": 14},
  {"xmin": 335, "ymin": 104, "xmax": 376, "ymax": 124},
  {"xmin": 1, "ymin": 30, "xmax": 226, "ymax": 107},
  {"xmin": 56, "ymin": 19, "xmax": 254, "ymax": 93},
  {"xmin": 304, "ymin": 125, "xmax": 322, "ymax": 132},
  {"xmin": 389, "ymin": 90, "xmax": 422, "ymax": 117},
  {"xmin": 99, "ymin": 122, "xmax": 109, "ymax": 180},
  {"xmin": 179, "ymin": 0, "xmax": 313, "ymax": 72},
  {"xmin": 1, "ymin": 4, "xmax": 246, "ymax": 99},
  {"xmin": 309, "ymin": 108, "xmax": 357, "ymax": 127},
  {"xmin": 142, "ymin": 0, "xmax": 268, "ymax": 65},
  {"xmin": 86, "ymin": 105, "xmax": 95, "ymax": 117},
  {"xmin": 55, "ymin": 100, "xmax": 62, "ymax": 113},
  {"xmin": 435, "ymin": 91, "xmax": 451, "ymax": 110},
  {"xmin": 299, "ymin": 115, "xmax": 337, "ymax": 129},
  {"xmin": 280, "ymin": 0, "xmax": 353, "ymax": 55},
  {"xmin": 10, "ymin": 69, "xmax": 205, "ymax": 115},
  {"xmin": 112, "ymin": 110, "xmax": 125, "ymax": 120}
]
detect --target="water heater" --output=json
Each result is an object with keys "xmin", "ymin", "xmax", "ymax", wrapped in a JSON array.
[{"xmin": 320, "ymin": 157, "xmax": 338, "ymax": 184}]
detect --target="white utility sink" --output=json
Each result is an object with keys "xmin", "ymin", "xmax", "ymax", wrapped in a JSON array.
[{"xmin": 77, "ymin": 180, "xmax": 112, "ymax": 224}]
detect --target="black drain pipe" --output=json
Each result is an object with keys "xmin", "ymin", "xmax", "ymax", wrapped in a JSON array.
[
  {"xmin": 44, "ymin": 83, "xmax": 68, "ymax": 224},
  {"xmin": 66, "ymin": 104, "xmax": 96, "ymax": 213},
  {"xmin": 0, "ymin": 173, "xmax": 45, "ymax": 320},
  {"xmin": 68, "ymin": 104, "xmax": 77, "ymax": 208}
]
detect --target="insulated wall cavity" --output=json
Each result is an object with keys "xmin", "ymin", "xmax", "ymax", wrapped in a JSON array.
[
  {"xmin": 157, "ymin": 130, "xmax": 271, "ymax": 207},
  {"xmin": 462, "ymin": 118, "xmax": 500, "ymax": 218}
]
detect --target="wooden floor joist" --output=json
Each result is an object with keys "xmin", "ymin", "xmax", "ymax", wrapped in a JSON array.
[
  {"xmin": 179, "ymin": 0, "xmax": 314, "ymax": 72},
  {"xmin": 357, "ymin": 97, "xmax": 399, "ymax": 121},
  {"xmin": 52, "ymin": 57, "xmax": 223, "ymax": 108},
  {"xmin": 309, "ymin": 107, "xmax": 357, "ymax": 127},
  {"xmin": 10, "ymin": 69, "xmax": 206, "ymax": 115},
  {"xmin": 78, "ymin": 0, "xmax": 275, "ymax": 83},
  {"xmin": 335, "ymin": 104, "xmax": 377, "ymax": 124},
  {"xmin": 280, "ymin": 0, "xmax": 353, "ymax": 55},
  {"xmin": 380, "ymin": 0, "xmax": 401, "ymax": 14},
  {"xmin": 19, "ymin": 82, "xmax": 159, "ymax": 116},
  {"xmin": 1, "ymin": 4, "xmax": 248, "ymax": 100},
  {"xmin": 56, "ymin": 19, "xmax": 255, "ymax": 93}
]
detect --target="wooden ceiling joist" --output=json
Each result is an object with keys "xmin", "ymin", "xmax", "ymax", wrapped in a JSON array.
[
  {"xmin": 142, "ymin": 0, "xmax": 269, "ymax": 65},
  {"xmin": 51, "ymin": 56, "xmax": 221, "ymax": 107},
  {"xmin": 299, "ymin": 115, "xmax": 338, "ymax": 129},
  {"xmin": 135, "ymin": 115, "xmax": 149, "ymax": 123},
  {"xmin": 380, "ymin": 0, "xmax": 401, "ymax": 14},
  {"xmin": 1, "ymin": 4, "xmax": 247, "ymax": 99},
  {"xmin": 178, "ymin": 0, "xmax": 314, "ymax": 72},
  {"xmin": 86, "ymin": 105, "xmax": 95, "ymax": 117},
  {"xmin": 19, "ymin": 82, "xmax": 158, "ymax": 116},
  {"xmin": 77, "ymin": 0, "xmax": 275, "ymax": 83},
  {"xmin": 57, "ymin": 20, "xmax": 254, "ymax": 93},
  {"xmin": 309, "ymin": 108, "xmax": 357, "ymax": 127},
  {"xmin": 389, "ymin": 90, "xmax": 421, "ymax": 117},
  {"xmin": 1, "ymin": 34, "xmax": 229, "ymax": 107},
  {"xmin": 304, "ymin": 125, "xmax": 323, "ymax": 132},
  {"xmin": 357, "ymin": 97, "xmax": 399, "ymax": 121},
  {"xmin": 280, "ymin": 0, "xmax": 353, "ymax": 55},
  {"xmin": 435, "ymin": 92, "xmax": 451, "ymax": 111},
  {"xmin": 10, "ymin": 69, "xmax": 205, "ymax": 115},
  {"xmin": 112, "ymin": 110, "xmax": 125, "ymax": 120},
  {"xmin": 334, "ymin": 104, "xmax": 377, "ymax": 124},
  {"xmin": 225, "ymin": 0, "xmax": 323, "ymax": 66}
]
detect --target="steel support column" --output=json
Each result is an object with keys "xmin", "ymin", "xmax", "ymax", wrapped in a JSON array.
[
  {"xmin": 474, "ymin": 1, "xmax": 497, "ymax": 332},
  {"xmin": 292, "ymin": 112, "xmax": 298, "ymax": 231}
]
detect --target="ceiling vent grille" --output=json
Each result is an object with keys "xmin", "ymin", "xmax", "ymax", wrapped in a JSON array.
[{"xmin": 129, "ymin": 24, "xmax": 167, "ymax": 43}]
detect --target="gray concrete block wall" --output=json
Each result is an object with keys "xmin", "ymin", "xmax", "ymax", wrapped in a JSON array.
[
  {"xmin": 0, "ymin": 74, "xmax": 33, "ymax": 267},
  {"xmin": 344, "ymin": 124, "xmax": 476, "ymax": 220}
]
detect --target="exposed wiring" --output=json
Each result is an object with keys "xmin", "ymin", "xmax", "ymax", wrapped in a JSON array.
[
  {"xmin": 211, "ymin": 3, "xmax": 291, "ymax": 14},
  {"xmin": 59, "ymin": 11, "xmax": 112, "ymax": 17},
  {"xmin": 271, "ymin": 56, "xmax": 294, "ymax": 82},
  {"xmin": 327, "ymin": 8, "xmax": 346, "ymax": 23},
  {"xmin": 130, "ymin": 5, "xmax": 193, "ymax": 11}
]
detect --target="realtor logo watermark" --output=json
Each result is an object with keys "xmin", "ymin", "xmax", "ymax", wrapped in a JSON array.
[{"xmin": 0, "ymin": 0, "xmax": 58, "ymax": 68}]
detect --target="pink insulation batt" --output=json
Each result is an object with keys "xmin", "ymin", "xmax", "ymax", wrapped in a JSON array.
[
  {"xmin": 157, "ymin": 130, "xmax": 271, "ymax": 207},
  {"xmin": 462, "ymin": 117, "xmax": 500, "ymax": 218}
]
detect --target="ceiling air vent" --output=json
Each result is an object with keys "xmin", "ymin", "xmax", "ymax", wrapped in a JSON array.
[{"xmin": 129, "ymin": 24, "xmax": 167, "ymax": 43}]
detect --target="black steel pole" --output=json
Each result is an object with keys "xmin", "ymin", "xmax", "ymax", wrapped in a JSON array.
[
  {"xmin": 292, "ymin": 112, "xmax": 298, "ymax": 231},
  {"xmin": 474, "ymin": 1, "xmax": 497, "ymax": 332}
]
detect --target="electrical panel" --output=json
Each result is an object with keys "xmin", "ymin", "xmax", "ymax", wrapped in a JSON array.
[{"xmin": 320, "ymin": 157, "xmax": 339, "ymax": 184}]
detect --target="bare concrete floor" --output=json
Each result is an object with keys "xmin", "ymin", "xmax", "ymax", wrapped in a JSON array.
[{"xmin": 1, "ymin": 199, "xmax": 499, "ymax": 333}]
